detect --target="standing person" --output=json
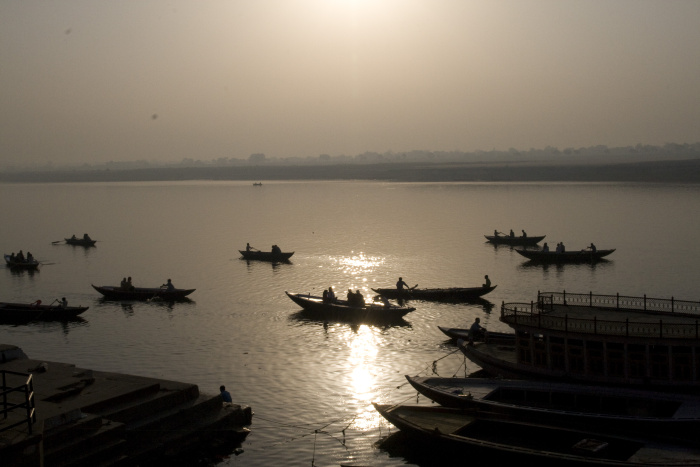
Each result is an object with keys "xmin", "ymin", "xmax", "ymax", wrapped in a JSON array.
[
  {"xmin": 396, "ymin": 277, "xmax": 410, "ymax": 290},
  {"xmin": 220, "ymin": 385, "xmax": 233, "ymax": 404}
]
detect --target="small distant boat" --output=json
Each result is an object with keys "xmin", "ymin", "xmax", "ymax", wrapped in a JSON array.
[
  {"xmin": 285, "ymin": 291, "xmax": 415, "ymax": 323},
  {"xmin": 239, "ymin": 250, "xmax": 294, "ymax": 262},
  {"xmin": 0, "ymin": 300, "xmax": 88, "ymax": 323},
  {"xmin": 485, "ymin": 234, "xmax": 545, "ymax": 246},
  {"xmin": 405, "ymin": 375, "xmax": 700, "ymax": 441},
  {"xmin": 515, "ymin": 248, "xmax": 615, "ymax": 263},
  {"xmin": 92, "ymin": 285, "xmax": 195, "ymax": 301},
  {"xmin": 373, "ymin": 402, "xmax": 700, "ymax": 466},
  {"xmin": 253, "ymin": 182, "xmax": 262, "ymax": 186},
  {"xmin": 4, "ymin": 254, "xmax": 40, "ymax": 270},
  {"xmin": 64, "ymin": 237, "xmax": 97, "ymax": 246},
  {"xmin": 372, "ymin": 285, "xmax": 496, "ymax": 301}
]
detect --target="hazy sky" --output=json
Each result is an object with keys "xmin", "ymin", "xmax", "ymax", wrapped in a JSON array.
[{"xmin": 2, "ymin": 1, "xmax": 699, "ymax": 166}]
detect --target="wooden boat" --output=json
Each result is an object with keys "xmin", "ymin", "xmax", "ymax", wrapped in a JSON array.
[
  {"xmin": 65, "ymin": 237, "xmax": 97, "ymax": 246},
  {"xmin": 285, "ymin": 291, "xmax": 415, "ymax": 323},
  {"xmin": 459, "ymin": 290, "xmax": 700, "ymax": 389},
  {"xmin": 4, "ymin": 254, "xmax": 40, "ymax": 270},
  {"xmin": 239, "ymin": 250, "xmax": 294, "ymax": 262},
  {"xmin": 373, "ymin": 402, "xmax": 700, "ymax": 466},
  {"xmin": 371, "ymin": 285, "xmax": 496, "ymax": 301},
  {"xmin": 405, "ymin": 375, "xmax": 700, "ymax": 441},
  {"xmin": 437, "ymin": 326, "xmax": 514, "ymax": 344},
  {"xmin": 515, "ymin": 247, "xmax": 615, "ymax": 263},
  {"xmin": 92, "ymin": 285, "xmax": 195, "ymax": 301},
  {"xmin": 485, "ymin": 234, "xmax": 545, "ymax": 246},
  {"xmin": 0, "ymin": 301, "xmax": 88, "ymax": 323}
]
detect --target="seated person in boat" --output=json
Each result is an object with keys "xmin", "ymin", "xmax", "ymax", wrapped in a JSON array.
[
  {"xmin": 509, "ymin": 229, "xmax": 514, "ymax": 237},
  {"xmin": 15, "ymin": 250, "xmax": 25, "ymax": 262},
  {"xmin": 482, "ymin": 275, "xmax": 491, "ymax": 288},
  {"xmin": 162, "ymin": 279, "xmax": 175, "ymax": 291},
  {"xmin": 542, "ymin": 242, "xmax": 549, "ymax": 252},
  {"xmin": 323, "ymin": 289, "xmax": 330, "ymax": 303},
  {"xmin": 493, "ymin": 229, "xmax": 499, "ymax": 237},
  {"xmin": 59, "ymin": 297, "xmax": 68, "ymax": 308},
  {"xmin": 588, "ymin": 243, "xmax": 597, "ymax": 253},
  {"xmin": 271, "ymin": 244, "xmax": 282, "ymax": 254},
  {"xmin": 327, "ymin": 287, "xmax": 336, "ymax": 302},
  {"xmin": 120, "ymin": 277, "xmax": 128, "ymax": 290},
  {"xmin": 396, "ymin": 277, "xmax": 410, "ymax": 291},
  {"xmin": 71, "ymin": 234, "xmax": 77, "ymax": 240},
  {"xmin": 521, "ymin": 230, "xmax": 527, "ymax": 237},
  {"xmin": 246, "ymin": 243, "xmax": 254, "ymax": 252},
  {"xmin": 83, "ymin": 233, "xmax": 92, "ymax": 241},
  {"xmin": 468, "ymin": 317, "xmax": 485, "ymax": 345},
  {"xmin": 9, "ymin": 252, "xmax": 16, "ymax": 262},
  {"xmin": 26, "ymin": 252, "xmax": 34, "ymax": 262},
  {"xmin": 127, "ymin": 276, "xmax": 134, "ymax": 290}
]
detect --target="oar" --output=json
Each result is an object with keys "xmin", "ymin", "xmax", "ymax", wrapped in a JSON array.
[
  {"xmin": 51, "ymin": 240, "xmax": 63, "ymax": 244},
  {"xmin": 410, "ymin": 284, "xmax": 418, "ymax": 290}
]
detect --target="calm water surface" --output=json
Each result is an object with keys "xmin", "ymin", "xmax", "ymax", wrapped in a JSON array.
[{"xmin": 1, "ymin": 181, "xmax": 699, "ymax": 466}]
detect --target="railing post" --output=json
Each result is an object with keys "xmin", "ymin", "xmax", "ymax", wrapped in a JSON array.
[
  {"xmin": 672, "ymin": 297, "xmax": 674, "ymax": 313},
  {"xmin": 644, "ymin": 294, "xmax": 646, "ymax": 311},
  {"xmin": 626, "ymin": 318, "xmax": 629, "ymax": 337},
  {"xmin": 617, "ymin": 293, "xmax": 619, "ymax": 310},
  {"xmin": 589, "ymin": 291, "xmax": 592, "ymax": 307},
  {"xmin": 2, "ymin": 372, "xmax": 6, "ymax": 421},
  {"xmin": 659, "ymin": 320, "xmax": 663, "ymax": 339},
  {"xmin": 594, "ymin": 316, "xmax": 597, "ymax": 335},
  {"xmin": 565, "ymin": 315, "xmax": 568, "ymax": 334}
]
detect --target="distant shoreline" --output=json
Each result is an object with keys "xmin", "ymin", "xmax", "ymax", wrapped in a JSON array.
[{"xmin": 1, "ymin": 158, "xmax": 700, "ymax": 184}]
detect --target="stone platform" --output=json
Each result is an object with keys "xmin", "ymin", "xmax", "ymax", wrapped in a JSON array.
[{"xmin": 0, "ymin": 344, "xmax": 252, "ymax": 466}]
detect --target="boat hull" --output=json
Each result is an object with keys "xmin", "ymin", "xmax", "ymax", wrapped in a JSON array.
[
  {"xmin": 485, "ymin": 235, "xmax": 545, "ymax": 245},
  {"xmin": 0, "ymin": 302, "xmax": 88, "ymax": 323},
  {"xmin": 515, "ymin": 248, "xmax": 615, "ymax": 263},
  {"xmin": 92, "ymin": 285, "xmax": 195, "ymax": 301},
  {"xmin": 285, "ymin": 292, "xmax": 414, "ymax": 323},
  {"xmin": 239, "ymin": 250, "xmax": 294, "ymax": 262},
  {"xmin": 65, "ymin": 238, "xmax": 96, "ymax": 246},
  {"xmin": 371, "ymin": 285, "xmax": 496, "ymax": 301}
]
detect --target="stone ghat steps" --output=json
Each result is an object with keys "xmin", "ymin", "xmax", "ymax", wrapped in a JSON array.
[{"xmin": 0, "ymin": 348, "xmax": 252, "ymax": 466}]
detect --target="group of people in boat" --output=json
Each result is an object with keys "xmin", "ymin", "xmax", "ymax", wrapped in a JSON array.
[
  {"xmin": 493, "ymin": 229, "xmax": 527, "ymax": 238},
  {"xmin": 322, "ymin": 286, "xmax": 336, "ymax": 303},
  {"xmin": 8, "ymin": 250, "xmax": 35, "ymax": 264},
  {"xmin": 245, "ymin": 243, "xmax": 283, "ymax": 255},
  {"xmin": 120, "ymin": 276, "xmax": 135, "ymax": 291},
  {"xmin": 346, "ymin": 289, "xmax": 365, "ymax": 307},
  {"xmin": 541, "ymin": 242, "xmax": 596, "ymax": 253},
  {"xmin": 70, "ymin": 233, "xmax": 92, "ymax": 242}
]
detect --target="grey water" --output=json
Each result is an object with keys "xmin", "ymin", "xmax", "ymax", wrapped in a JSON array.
[{"xmin": 1, "ymin": 180, "xmax": 699, "ymax": 466}]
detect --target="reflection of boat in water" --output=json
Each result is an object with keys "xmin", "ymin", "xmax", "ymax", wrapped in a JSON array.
[
  {"xmin": 374, "ymin": 402, "xmax": 700, "ymax": 466},
  {"xmin": 515, "ymin": 248, "xmax": 615, "ymax": 263},
  {"xmin": 405, "ymin": 375, "xmax": 700, "ymax": 442},
  {"xmin": 372, "ymin": 285, "xmax": 496, "ymax": 302},
  {"xmin": 485, "ymin": 234, "xmax": 545, "ymax": 246},
  {"xmin": 460, "ymin": 290, "xmax": 700, "ymax": 389},
  {"xmin": 285, "ymin": 292, "xmax": 414, "ymax": 324}
]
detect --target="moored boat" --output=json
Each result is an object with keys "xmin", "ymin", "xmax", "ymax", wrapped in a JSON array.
[
  {"xmin": 0, "ymin": 300, "xmax": 88, "ymax": 323},
  {"xmin": 373, "ymin": 402, "xmax": 700, "ymax": 466},
  {"xmin": 459, "ymin": 290, "xmax": 700, "ymax": 389},
  {"xmin": 285, "ymin": 291, "xmax": 415, "ymax": 323},
  {"xmin": 485, "ymin": 234, "xmax": 545, "ymax": 246},
  {"xmin": 92, "ymin": 285, "xmax": 195, "ymax": 301},
  {"xmin": 437, "ymin": 326, "xmax": 514, "ymax": 344},
  {"xmin": 4, "ymin": 254, "xmax": 40, "ymax": 270},
  {"xmin": 239, "ymin": 250, "xmax": 294, "ymax": 262},
  {"xmin": 405, "ymin": 375, "xmax": 700, "ymax": 441},
  {"xmin": 371, "ymin": 285, "xmax": 496, "ymax": 301},
  {"xmin": 515, "ymin": 247, "xmax": 615, "ymax": 263}
]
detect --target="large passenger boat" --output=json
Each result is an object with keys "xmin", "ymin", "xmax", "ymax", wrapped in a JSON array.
[{"xmin": 460, "ymin": 290, "xmax": 700, "ymax": 389}]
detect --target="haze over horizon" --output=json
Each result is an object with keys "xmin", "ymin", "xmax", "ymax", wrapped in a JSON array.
[{"xmin": 2, "ymin": 1, "xmax": 699, "ymax": 168}]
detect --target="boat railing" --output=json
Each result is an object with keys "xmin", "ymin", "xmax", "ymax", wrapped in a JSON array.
[
  {"xmin": 501, "ymin": 301, "xmax": 700, "ymax": 339},
  {"xmin": 0, "ymin": 370, "xmax": 37, "ymax": 435},
  {"xmin": 537, "ymin": 290, "xmax": 700, "ymax": 316}
]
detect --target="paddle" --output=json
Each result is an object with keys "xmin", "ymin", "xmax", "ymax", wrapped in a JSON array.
[
  {"xmin": 52, "ymin": 240, "xmax": 63, "ymax": 244},
  {"xmin": 410, "ymin": 284, "xmax": 418, "ymax": 290}
]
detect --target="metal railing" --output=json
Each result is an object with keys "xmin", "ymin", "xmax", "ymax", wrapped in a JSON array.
[
  {"xmin": 1, "ymin": 370, "xmax": 36, "ymax": 435},
  {"xmin": 537, "ymin": 290, "xmax": 700, "ymax": 315},
  {"xmin": 500, "ymin": 291, "xmax": 700, "ymax": 339}
]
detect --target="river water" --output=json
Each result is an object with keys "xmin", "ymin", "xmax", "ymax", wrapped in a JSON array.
[{"xmin": 1, "ymin": 180, "xmax": 699, "ymax": 466}]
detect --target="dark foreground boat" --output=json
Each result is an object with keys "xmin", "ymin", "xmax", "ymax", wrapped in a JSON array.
[
  {"xmin": 92, "ymin": 285, "xmax": 195, "ymax": 301},
  {"xmin": 485, "ymin": 234, "xmax": 545, "ymax": 246},
  {"xmin": 515, "ymin": 248, "xmax": 615, "ymax": 263},
  {"xmin": 285, "ymin": 292, "xmax": 415, "ymax": 323},
  {"xmin": 405, "ymin": 376, "xmax": 700, "ymax": 442},
  {"xmin": 371, "ymin": 285, "xmax": 496, "ymax": 301},
  {"xmin": 373, "ymin": 403, "xmax": 700, "ymax": 466},
  {"xmin": 239, "ymin": 250, "xmax": 294, "ymax": 262},
  {"xmin": 0, "ymin": 301, "xmax": 88, "ymax": 323},
  {"xmin": 4, "ymin": 254, "xmax": 40, "ymax": 270},
  {"xmin": 65, "ymin": 237, "xmax": 97, "ymax": 246}
]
